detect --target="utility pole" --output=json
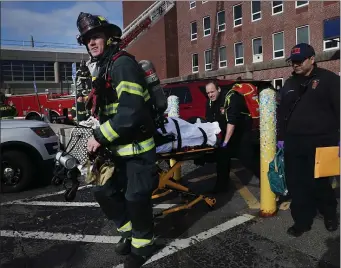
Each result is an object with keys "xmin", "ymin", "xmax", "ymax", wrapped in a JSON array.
[{"xmin": 30, "ymin": 35, "xmax": 35, "ymax": 47}]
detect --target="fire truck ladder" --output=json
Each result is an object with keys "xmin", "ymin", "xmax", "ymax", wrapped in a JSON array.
[{"xmin": 120, "ymin": 1, "xmax": 175, "ymax": 50}]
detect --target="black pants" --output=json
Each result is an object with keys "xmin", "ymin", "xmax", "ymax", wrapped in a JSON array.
[
  {"xmin": 284, "ymin": 134, "xmax": 338, "ymax": 228},
  {"xmin": 93, "ymin": 148, "xmax": 158, "ymax": 256},
  {"xmin": 215, "ymin": 130, "xmax": 260, "ymax": 188}
]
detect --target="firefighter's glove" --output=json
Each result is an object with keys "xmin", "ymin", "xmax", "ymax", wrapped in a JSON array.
[{"xmin": 277, "ymin": 141, "xmax": 284, "ymax": 149}]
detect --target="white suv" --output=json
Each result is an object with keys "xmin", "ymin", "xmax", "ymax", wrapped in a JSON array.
[{"xmin": 1, "ymin": 119, "xmax": 59, "ymax": 193}]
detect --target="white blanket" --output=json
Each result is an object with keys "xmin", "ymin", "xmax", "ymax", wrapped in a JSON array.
[{"xmin": 156, "ymin": 117, "xmax": 221, "ymax": 153}]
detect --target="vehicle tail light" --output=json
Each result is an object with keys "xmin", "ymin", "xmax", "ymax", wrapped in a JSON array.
[{"xmin": 31, "ymin": 126, "xmax": 56, "ymax": 138}]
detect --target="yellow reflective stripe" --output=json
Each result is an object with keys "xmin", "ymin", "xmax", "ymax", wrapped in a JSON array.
[
  {"xmin": 72, "ymin": 107, "xmax": 76, "ymax": 110},
  {"xmin": 103, "ymin": 103, "xmax": 118, "ymax": 115},
  {"xmin": 143, "ymin": 90, "xmax": 150, "ymax": 102},
  {"xmin": 100, "ymin": 121, "xmax": 119, "ymax": 142},
  {"xmin": 114, "ymin": 137, "xmax": 155, "ymax": 156},
  {"xmin": 117, "ymin": 221, "xmax": 132, "ymax": 233},
  {"xmin": 131, "ymin": 237, "xmax": 154, "ymax": 249},
  {"xmin": 116, "ymin": 81, "xmax": 144, "ymax": 99}
]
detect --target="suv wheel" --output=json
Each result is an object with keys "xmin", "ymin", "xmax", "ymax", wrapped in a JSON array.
[{"xmin": 1, "ymin": 150, "xmax": 33, "ymax": 193}]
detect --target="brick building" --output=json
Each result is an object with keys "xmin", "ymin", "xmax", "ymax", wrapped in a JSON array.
[{"xmin": 123, "ymin": 1, "xmax": 340, "ymax": 86}]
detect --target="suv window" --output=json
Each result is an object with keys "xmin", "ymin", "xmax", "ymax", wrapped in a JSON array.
[{"xmin": 163, "ymin": 86, "xmax": 192, "ymax": 104}]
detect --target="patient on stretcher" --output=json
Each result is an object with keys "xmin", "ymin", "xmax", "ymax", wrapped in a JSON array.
[{"xmin": 155, "ymin": 117, "xmax": 221, "ymax": 153}]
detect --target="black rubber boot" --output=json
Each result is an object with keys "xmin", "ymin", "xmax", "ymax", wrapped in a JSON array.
[{"xmin": 115, "ymin": 237, "xmax": 131, "ymax": 256}]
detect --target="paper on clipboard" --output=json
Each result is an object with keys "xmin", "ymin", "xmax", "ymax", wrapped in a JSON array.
[{"xmin": 314, "ymin": 146, "xmax": 340, "ymax": 178}]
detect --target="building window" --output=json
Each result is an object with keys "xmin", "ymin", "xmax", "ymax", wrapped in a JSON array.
[
  {"xmin": 217, "ymin": 11, "xmax": 226, "ymax": 32},
  {"xmin": 251, "ymin": 1, "xmax": 261, "ymax": 21},
  {"xmin": 219, "ymin": 46, "xmax": 227, "ymax": 68},
  {"xmin": 323, "ymin": 17, "xmax": 340, "ymax": 51},
  {"xmin": 204, "ymin": 49, "xmax": 212, "ymax": 71},
  {"xmin": 191, "ymin": 21, "xmax": 197, "ymax": 41},
  {"xmin": 59, "ymin": 62, "xmax": 80, "ymax": 82},
  {"xmin": 252, "ymin": 37, "xmax": 263, "ymax": 63},
  {"xmin": 272, "ymin": 1, "xmax": 283, "ymax": 15},
  {"xmin": 233, "ymin": 4, "xmax": 242, "ymax": 27},
  {"xmin": 189, "ymin": 1, "xmax": 196, "ymax": 9},
  {"xmin": 296, "ymin": 25, "xmax": 310, "ymax": 44},
  {"xmin": 1, "ymin": 60, "xmax": 55, "ymax": 82},
  {"xmin": 295, "ymin": 1, "xmax": 308, "ymax": 8},
  {"xmin": 273, "ymin": 78, "xmax": 284, "ymax": 90},
  {"xmin": 203, "ymin": 16, "xmax": 211, "ymax": 36},
  {"xmin": 192, "ymin": 53, "xmax": 199, "ymax": 73},
  {"xmin": 234, "ymin": 42, "xmax": 244, "ymax": 65},
  {"xmin": 273, "ymin": 31, "xmax": 285, "ymax": 59}
]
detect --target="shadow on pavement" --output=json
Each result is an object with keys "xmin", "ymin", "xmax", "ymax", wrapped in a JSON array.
[{"xmin": 318, "ymin": 236, "xmax": 340, "ymax": 268}]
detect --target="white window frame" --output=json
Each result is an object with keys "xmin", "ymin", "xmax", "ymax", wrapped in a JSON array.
[
  {"xmin": 251, "ymin": 1, "xmax": 262, "ymax": 22},
  {"xmin": 204, "ymin": 49, "xmax": 212, "ymax": 71},
  {"xmin": 323, "ymin": 38, "xmax": 340, "ymax": 51},
  {"xmin": 217, "ymin": 11, "xmax": 226, "ymax": 32},
  {"xmin": 272, "ymin": 1, "xmax": 283, "ymax": 15},
  {"xmin": 203, "ymin": 16, "xmax": 211, "ymax": 37},
  {"xmin": 273, "ymin": 78, "xmax": 284, "ymax": 89},
  {"xmin": 296, "ymin": 25, "xmax": 310, "ymax": 44},
  {"xmin": 192, "ymin": 53, "xmax": 199, "ymax": 73},
  {"xmin": 272, "ymin": 31, "xmax": 285, "ymax": 59},
  {"xmin": 233, "ymin": 4, "xmax": 242, "ymax": 27},
  {"xmin": 219, "ymin": 46, "xmax": 227, "ymax": 68},
  {"xmin": 252, "ymin": 37, "xmax": 263, "ymax": 63},
  {"xmin": 189, "ymin": 1, "xmax": 196, "ymax": 9},
  {"xmin": 190, "ymin": 21, "xmax": 197, "ymax": 41},
  {"xmin": 234, "ymin": 42, "xmax": 244, "ymax": 66},
  {"xmin": 295, "ymin": 1, "xmax": 309, "ymax": 8}
]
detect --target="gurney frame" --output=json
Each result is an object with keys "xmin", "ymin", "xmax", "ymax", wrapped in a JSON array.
[{"xmin": 152, "ymin": 147, "xmax": 217, "ymax": 218}]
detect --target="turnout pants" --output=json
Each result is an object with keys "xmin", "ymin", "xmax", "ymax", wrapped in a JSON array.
[
  {"xmin": 93, "ymin": 148, "xmax": 158, "ymax": 256},
  {"xmin": 284, "ymin": 134, "xmax": 338, "ymax": 229}
]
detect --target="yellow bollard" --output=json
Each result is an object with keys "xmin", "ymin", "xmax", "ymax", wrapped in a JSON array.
[{"xmin": 259, "ymin": 84, "xmax": 277, "ymax": 217}]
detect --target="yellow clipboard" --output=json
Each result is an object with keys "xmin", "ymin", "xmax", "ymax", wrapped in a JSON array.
[{"xmin": 314, "ymin": 146, "xmax": 340, "ymax": 178}]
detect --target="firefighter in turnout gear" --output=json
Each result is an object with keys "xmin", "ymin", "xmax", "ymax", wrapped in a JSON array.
[
  {"xmin": 71, "ymin": 92, "xmax": 90, "ymax": 122},
  {"xmin": 0, "ymin": 92, "xmax": 17, "ymax": 119},
  {"xmin": 77, "ymin": 12, "xmax": 158, "ymax": 267},
  {"xmin": 76, "ymin": 60, "xmax": 91, "ymax": 94}
]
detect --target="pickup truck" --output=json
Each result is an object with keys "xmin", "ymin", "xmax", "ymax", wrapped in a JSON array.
[{"xmin": 1, "ymin": 119, "xmax": 59, "ymax": 193}]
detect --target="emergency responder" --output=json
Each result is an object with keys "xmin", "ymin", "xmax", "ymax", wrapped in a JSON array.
[
  {"xmin": 205, "ymin": 81, "xmax": 230, "ymax": 192},
  {"xmin": 76, "ymin": 60, "xmax": 91, "ymax": 93},
  {"xmin": 222, "ymin": 83, "xmax": 260, "ymax": 181},
  {"xmin": 76, "ymin": 12, "xmax": 158, "ymax": 267},
  {"xmin": 278, "ymin": 43, "xmax": 340, "ymax": 237},
  {"xmin": 71, "ymin": 92, "xmax": 90, "ymax": 122},
  {"xmin": 0, "ymin": 92, "xmax": 17, "ymax": 119}
]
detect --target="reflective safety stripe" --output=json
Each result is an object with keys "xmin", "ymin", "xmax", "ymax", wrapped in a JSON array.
[
  {"xmin": 1, "ymin": 116, "xmax": 14, "ymax": 119},
  {"xmin": 71, "ymin": 107, "xmax": 76, "ymax": 110},
  {"xmin": 112, "ymin": 137, "xmax": 155, "ymax": 156},
  {"xmin": 103, "ymin": 103, "xmax": 118, "ymax": 116},
  {"xmin": 143, "ymin": 90, "xmax": 150, "ymax": 102},
  {"xmin": 100, "ymin": 121, "xmax": 119, "ymax": 142},
  {"xmin": 116, "ymin": 81, "xmax": 144, "ymax": 99},
  {"xmin": 117, "ymin": 221, "xmax": 132, "ymax": 233},
  {"xmin": 131, "ymin": 237, "xmax": 154, "ymax": 249}
]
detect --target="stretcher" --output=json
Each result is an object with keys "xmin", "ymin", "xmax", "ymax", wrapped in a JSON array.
[{"xmin": 152, "ymin": 146, "xmax": 217, "ymax": 218}]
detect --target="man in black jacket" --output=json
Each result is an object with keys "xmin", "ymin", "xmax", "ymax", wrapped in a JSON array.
[
  {"xmin": 77, "ymin": 12, "xmax": 158, "ymax": 267},
  {"xmin": 278, "ymin": 43, "xmax": 340, "ymax": 237}
]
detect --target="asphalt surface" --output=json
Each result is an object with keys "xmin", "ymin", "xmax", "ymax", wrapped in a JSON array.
[{"xmin": 1, "ymin": 161, "xmax": 340, "ymax": 268}]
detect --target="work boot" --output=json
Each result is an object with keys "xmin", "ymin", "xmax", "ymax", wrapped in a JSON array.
[
  {"xmin": 287, "ymin": 225, "xmax": 311, "ymax": 237},
  {"xmin": 115, "ymin": 237, "xmax": 131, "ymax": 255},
  {"xmin": 324, "ymin": 217, "xmax": 338, "ymax": 232}
]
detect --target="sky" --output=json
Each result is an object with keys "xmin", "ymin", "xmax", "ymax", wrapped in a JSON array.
[{"xmin": 1, "ymin": 1, "xmax": 123, "ymax": 49}]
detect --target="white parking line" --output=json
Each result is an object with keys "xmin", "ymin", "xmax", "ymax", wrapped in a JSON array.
[
  {"xmin": 0, "ymin": 185, "xmax": 93, "ymax": 206},
  {"xmin": 114, "ymin": 214, "xmax": 255, "ymax": 268},
  {"xmin": 2, "ymin": 201, "xmax": 177, "ymax": 210},
  {"xmin": 0, "ymin": 230, "xmax": 121, "ymax": 244}
]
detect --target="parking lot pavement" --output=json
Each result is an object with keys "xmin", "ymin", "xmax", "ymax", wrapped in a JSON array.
[{"xmin": 0, "ymin": 162, "xmax": 339, "ymax": 268}]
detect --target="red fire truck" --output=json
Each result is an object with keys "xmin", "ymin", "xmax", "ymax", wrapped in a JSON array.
[{"xmin": 4, "ymin": 92, "xmax": 75, "ymax": 123}]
